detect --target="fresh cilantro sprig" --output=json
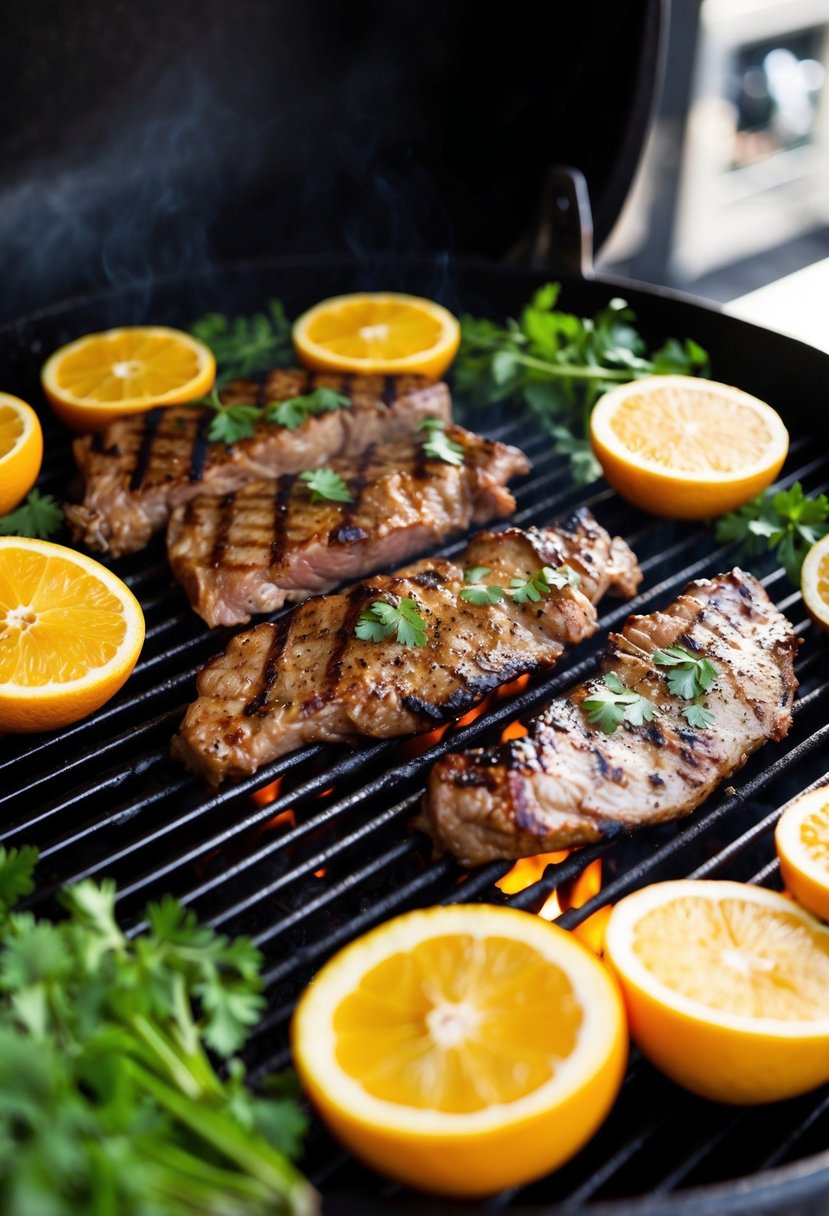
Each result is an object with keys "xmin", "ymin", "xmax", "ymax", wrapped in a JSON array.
[
  {"xmin": 190, "ymin": 299, "xmax": 294, "ymax": 387},
  {"xmin": 459, "ymin": 564, "xmax": 579, "ymax": 606},
  {"xmin": 355, "ymin": 598, "xmax": 427, "ymax": 647},
  {"xmin": 715, "ymin": 481, "xmax": 829, "ymax": 584},
  {"xmin": 682, "ymin": 703, "xmax": 716, "ymax": 730},
  {"xmin": 265, "ymin": 387, "xmax": 350, "ymax": 430},
  {"xmin": 0, "ymin": 847, "xmax": 315, "ymax": 1216},
  {"xmin": 652, "ymin": 645, "xmax": 718, "ymax": 700},
  {"xmin": 196, "ymin": 385, "xmax": 351, "ymax": 445},
  {"xmin": 299, "ymin": 468, "xmax": 352, "ymax": 503},
  {"xmin": 0, "ymin": 489, "xmax": 64, "ymax": 540},
  {"xmin": 453, "ymin": 282, "xmax": 709, "ymax": 483},
  {"xmin": 582, "ymin": 672, "xmax": 656, "ymax": 733},
  {"xmin": 419, "ymin": 418, "xmax": 465, "ymax": 466}
]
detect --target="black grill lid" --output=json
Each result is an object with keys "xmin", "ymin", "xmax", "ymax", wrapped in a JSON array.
[{"xmin": 0, "ymin": 0, "xmax": 666, "ymax": 323}]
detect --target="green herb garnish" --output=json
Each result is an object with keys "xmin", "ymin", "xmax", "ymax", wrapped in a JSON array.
[
  {"xmin": 299, "ymin": 468, "xmax": 353, "ymax": 504},
  {"xmin": 460, "ymin": 564, "xmax": 579, "ymax": 606},
  {"xmin": 715, "ymin": 481, "xmax": 829, "ymax": 584},
  {"xmin": 582, "ymin": 672, "xmax": 656, "ymax": 734},
  {"xmin": 0, "ymin": 846, "xmax": 315, "ymax": 1216},
  {"xmin": 652, "ymin": 645, "xmax": 718, "ymax": 700},
  {"xmin": 0, "ymin": 489, "xmax": 64, "ymax": 540},
  {"xmin": 355, "ymin": 598, "xmax": 427, "ymax": 647},
  {"xmin": 265, "ymin": 387, "xmax": 350, "ymax": 430},
  {"xmin": 418, "ymin": 418, "xmax": 464, "ymax": 466},
  {"xmin": 190, "ymin": 299, "xmax": 293, "ymax": 387},
  {"xmin": 682, "ymin": 702, "xmax": 716, "ymax": 730},
  {"xmin": 453, "ymin": 282, "xmax": 709, "ymax": 483}
]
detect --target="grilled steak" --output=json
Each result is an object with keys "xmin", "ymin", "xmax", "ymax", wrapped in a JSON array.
[
  {"xmin": 65, "ymin": 370, "xmax": 451, "ymax": 557},
  {"xmin": 171, "ymin": 509, "xmax": 641, "ymax": 786},
  {"xmin": 421, "ymin": 569, "xmax": 800, "ymax": 868},
  {"xmin": 167, "ymin": 425, "xmax": 532, "ymax": 627}
]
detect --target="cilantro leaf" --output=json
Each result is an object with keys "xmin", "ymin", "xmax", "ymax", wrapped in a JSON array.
[
  {"xmin": 190, "ymin": 299, "xmax": 293, "ymax": 384},
  {"xmin": 653, "ymin": 646, "xmax": 718, "ymax": 700},
  {"xmin": 265, "ymin": 387, "xmax": 350, "ymax": 430},
  {"xmin": 715, "ymin": 481, "xmax": 829, "ymax": 584},
  {"xmin": 582, "ymin": 673, "xmax": 656, "ymax": 734},
  {"xmin": 207, "ymin": 403, "xmax": 262, "ymax": 444},
  {"xmin": 355, "ymin": 597, "xmax": 427, "ymax": 647},
  {"xmin": 298, "ymin": 468, "xmax": 353, "ymax": 503},
  {"xmin": 508, "ymin": 565, "xmax": 579, "ymax": 603},
  {"xmin": 464, "ymin": 566, "xmax": 491, "ymax": 584},
  {"xmin": 418, "ymin": 418, "xmax": 465, "ymax": 466},
  {"xmin": 0, "ymin": 490, "xmax": 64, "ymax": 540},
  {"xmin": 460, "ymin": 583, "xmax": 505, "ymax": 605},
  {"xmin": 683, "ymin": 702, "xmax": 716, "ymax": 730},
  {"xmin": 0, "ymin": 847, "xmax": 38, "ymax": 918}
]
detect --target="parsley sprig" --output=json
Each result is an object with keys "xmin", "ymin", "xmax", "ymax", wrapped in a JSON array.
[
  {"xmin": 419, "ymin": 418, "xmax": 465, "ymax": 466},
  {"xmin": 0, "ymin": 846, "xmax": 315, "ymax": 1216},
  {"xmin": 583, "ymin": 672, "xmax": 656, "ymax": 733},
  {"xmin": 582, "ymin": 646, "xmax": 720, "ymax": 735},
  {"xmin": 453, "ymin": 282, "xmax": 709, "ymax": 483},
  {"xmin": 197, "ymin": 385, "xmax": 351, "ymax": 445},
  {"xmin": 190, "ymin": 299, "xmax": 293, "ymax": 387},
  {"xmin": 715, "ymin": 481, "xmax": 829, "ymax": 584},
  {"xmin": 355, "ymin": 598, "xmax": 427, "ymax": 647},
  {"xmin": 0, "ymin": 489, "xmax": 64, "ymax": 540},
  {"xmin": 299, "ymin": 468, "xmax": 352, "ymax": 503},
  {"xmin": 459, "ymin": 563, "xmax": 579, "ymax": 606},
  {"xmin": 652, "ymin": 646, "xmax": 718, "ymax": 700}
]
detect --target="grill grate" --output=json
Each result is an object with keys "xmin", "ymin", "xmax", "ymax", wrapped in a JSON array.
[{"xmin": 7, "ymin": 341, "xmax": 829, "ymax": 1213}]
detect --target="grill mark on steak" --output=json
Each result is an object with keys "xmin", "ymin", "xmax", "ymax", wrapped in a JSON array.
[
  {"xmin": 189, "ymin": 412, "xmax": 212, "ymax": 483},
  {"xmin": 171, "ymin": 513, "xmax": 642, "ymax": 787},
  {"xmin": 210, "ymin": 493, "xmax": 236, "ymax": 568},
  {"xmin": 270, "ymin": 474, "xmax": 297, "ymax": 566},
  {"xmin": 382, "ymin": 375, "xmax": 396, "ymax": 407},
  {"xmin": 243, "ymin": 616, "xmax": 291, "ymax": 718},
  {"xmin": 128, "ymin": 408, "xmax": 163, "ymax": 491},
  {"xmin": 327, "ymin": 443, "xmax": 375, "ymax": 546}
]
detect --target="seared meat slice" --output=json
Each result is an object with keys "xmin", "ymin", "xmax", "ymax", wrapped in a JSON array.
[
  {"xmin": 65, "ymin": 369, "xmax": 450, "ymax": 557},
  {"xmin": 166, "ymin": 425, "xmax": 532, "ymax": 627},
  {"xmin": 422, "ymin": 569, "xmax": 800, "ymax": 868},
  {"xmin": 170, "ymin": 511, "xmax": 641, "ymax": 787}
]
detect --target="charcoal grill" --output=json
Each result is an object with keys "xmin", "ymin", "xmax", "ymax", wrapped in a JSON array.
[
  {"xmin": 4, "ymin": 0, "xmax": 829, "ymax": 1210},
  {"xmin": 3, "ymin": 257, "xmax": 829, "ymax": 1216}
]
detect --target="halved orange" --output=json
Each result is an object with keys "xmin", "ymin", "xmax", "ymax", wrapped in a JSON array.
[
  {"xmin": 0, "ymin": 394, "xmax": 43, "ymax": 517},
  {"xmin": 0, "ymin": 537, "xmax": 145, "ymax": 732},
  {"xmin": 292, "ymin": 292, "xmax": 460, "ymax": 380},
  {"xmin": 775, "ymin": 781, "xmax": 829, "ymax": 921},
  {"xmin": 41, "ymin": 326, "xmax": 216, "ymax": 432},
  {"xmin": 292, "ymin": 903, "xmax": 626, "ymax": 1197},
  {"xmin": 589, "ymin": 375, "xmax": 789, "ymax": 518},
  {"xmin": 604, "ymin": 879, "xmax": 829, "ymax": 1105},
  {"xmin": 801, "ymin": 533, "xmax": 829, "ymax": 633}
]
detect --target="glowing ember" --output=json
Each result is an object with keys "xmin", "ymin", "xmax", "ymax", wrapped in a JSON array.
[
  {"xmin": 501, "ymin": 719, "xmax": 528, "ymax": 742},
  {"xmin": 314, "ymin": 866, "xmax": 328, "ymax": 878},
  {"xmin": 250, "ymin": 778, "xmax": 283, "ymax": 807},
  {"xmin": 266, "ymin": 808, "xmax": 296, "ymax": 831}
]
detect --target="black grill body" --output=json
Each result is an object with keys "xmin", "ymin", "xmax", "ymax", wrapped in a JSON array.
[{"xmin": 4, "ymin": 256, "xmax": 829, "ymax": 1215}]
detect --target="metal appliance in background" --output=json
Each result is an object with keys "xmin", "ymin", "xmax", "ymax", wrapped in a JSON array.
[{"xmin": 3, "ymin": 0, "xmax": 829, "ymax": 1212}]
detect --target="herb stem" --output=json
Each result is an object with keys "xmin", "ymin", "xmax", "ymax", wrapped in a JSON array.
[{"xmin": 510, "ymin": 353, "xmax": 633, "ymax": 381}]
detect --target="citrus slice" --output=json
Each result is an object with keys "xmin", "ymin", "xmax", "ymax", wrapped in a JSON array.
[
  {"xmin": 589, "ymin": 375, "xmax": 789, "ymax": 518},
  {"xmin": 41, "ymin": 326, "xmax": 216, "ymax": 432},
  {"xmin": 0, "ymin": 538, "xmax": 145, "ymax": 732},
  {"xmin": 775, "ymin": 782, "xmax": 829, "ymax": 921},
  {"xmin": 604, "ymin": 879, "xmax": 829, "ymax": 1105},
  {"xmin": 291, "ymin": 903, "xmax": 626, "ymax": 1197},
  {"xmin": 292, "ymin": 292, "xmax": 461, "ymax": 380},
  {"xmin": 800, "ymin": 533, "xmax": 829, "ymax": 633},
  {"xmin": 0, "ymin": 394, "xmax": 43, "ymax": 517}
]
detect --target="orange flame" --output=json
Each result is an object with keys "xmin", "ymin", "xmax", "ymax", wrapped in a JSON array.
[
  {"xmin": 314, "ymin": 866, "xmax": 328, "ymax": 878},
  {"xmin": 251, "ymin": 778, "xmax": 283, "ymax": 807},
  {"xmin": 266, "ymin": 808, "xmax": 296, "ymax": 831},
  {"xmin": 496, "ymin": 851, "xmax": 569, "ymax": 894},
  {"xmin": 499, "ymin": 850, "xmax": 611, "ymax": 955}
]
